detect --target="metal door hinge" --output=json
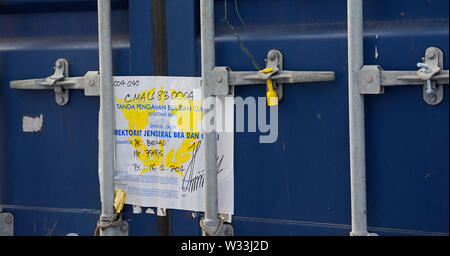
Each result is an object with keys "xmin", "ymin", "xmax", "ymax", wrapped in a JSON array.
[
  {"xmin": 0, "ymin": 212, "xmax": 14, "ymax": 236},
  {"xmin": 10, "ymin": 58, "xmax": 100, "ymax": 106},
  {"xmin": 210, "ymin": 49, "xmax": 335, "ymax": 102},
  {"xmin": 360, "ymin": 47, "xmax": 449, "ymax": 105}
]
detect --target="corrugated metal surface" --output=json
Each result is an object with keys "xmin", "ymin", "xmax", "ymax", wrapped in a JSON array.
[{"xmin": 0, "ymin": 0, "xmax": 448, "ymax": 235}]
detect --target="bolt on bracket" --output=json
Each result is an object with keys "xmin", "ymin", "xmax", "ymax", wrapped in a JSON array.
[
  {"xmin": 201, "ymin": 219, "xmax": 234, "ymax": 236},
  {"xmin": 360, "ymin": 47, "xmax": 449, "ymax": 105},
  {"xmin": 10, "ymin": 58, "xmax": 100, "ymax": 106},
  {"xmin": 0, "ymin": 212, "xmax": 14, "ymax": 236},
  {"xmin": 96, "ymin": 214, "xmax": 129, "ymax": 236},
  {"xmin": 210, "ymin": 49, "xmax": 335, "ymax": 101}
]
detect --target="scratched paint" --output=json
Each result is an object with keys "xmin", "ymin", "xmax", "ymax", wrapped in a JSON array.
[{"xmin": 22, "ymin": 114, "xmax": 43, "ymax": 132}]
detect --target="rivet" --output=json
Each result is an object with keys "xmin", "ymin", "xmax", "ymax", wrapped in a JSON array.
[
  {"xmin": 427, "ymin": 93, "xmax": 436, "ymax": 103},
  {"xmin": 88, "ymin": 79, "xmax": 95, "ymax": 87},
  {"xmin": 57, "ymin": 96, "xmax": 65, "ymax": 104},
  {"xmin": 426, "ymin": 50, "xmax": 436, "ymax": 59},
  {"xmin": 216, "ymin": 76, "xmax": 223, "ymax": 83},
  {"xmin": 5, "ymin": 215, "xmax": 12, "ymax": 224},
  {"xmin": 366, "ymin": 75, "xmax": 373, "ymax": 83},
  {"xmin": 268, "ymin": 51, "xmax": 276, "ymax": 61}
]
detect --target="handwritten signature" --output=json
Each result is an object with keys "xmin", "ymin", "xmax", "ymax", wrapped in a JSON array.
[{"xmin": 181, "ymin": 140, "xmax": 225, "ymax": 193}]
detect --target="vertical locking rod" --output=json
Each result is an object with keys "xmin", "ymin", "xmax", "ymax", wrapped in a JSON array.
[
  {"xmin": 348, "ymin": 0, "xmax": 374, "ymax": 236},
  {"xmin": 200, "ymin": 0, "xmax": 221, "ymax": 236},
  {"xmin": 97, "ymin": 0, "xmax": 119, "ymax": 236}
]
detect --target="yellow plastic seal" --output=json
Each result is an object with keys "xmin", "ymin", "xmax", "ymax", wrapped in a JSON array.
[
  {"xmin": 259, "ymin": 68, "xmax": 278, "ymax": 106},
  {"xmin": 259, "ymin": 67, "xmax": 273, "ymax": 74},
  {"xmin": 266, "ymin": 79, "xmax": 279, "ymax": 106},
  {"xmin": 113, "ymin": 189, "xmax": 126, "ymax": 213}
]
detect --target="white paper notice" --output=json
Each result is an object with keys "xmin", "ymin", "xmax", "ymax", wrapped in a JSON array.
[{"xmin": 113, "ymin": 76, "xmax": 234, "ymax": 214}]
